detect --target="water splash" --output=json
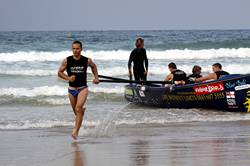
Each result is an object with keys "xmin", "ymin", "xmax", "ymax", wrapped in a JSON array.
[{"xmin": 80, "ymin": 103, "xmax": 131, "ymax": 137}]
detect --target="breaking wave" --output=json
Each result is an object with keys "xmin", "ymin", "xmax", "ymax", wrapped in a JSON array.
[{"xmin": 0, "ymin": 48, "xmax": 250, "ymax": 62}]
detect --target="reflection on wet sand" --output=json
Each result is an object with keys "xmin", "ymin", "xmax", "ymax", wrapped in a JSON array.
[
  {"xmin": 72, "ymin": 142, "xmax": 85, "ymax": 166},
  {"xmin": 130, "ymin": 140, "xmax": 150, "ymax": 166}
]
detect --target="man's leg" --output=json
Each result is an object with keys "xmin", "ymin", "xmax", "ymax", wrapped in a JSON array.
[
  {"xmin": 72, "ymin": 88, "xmax": 88, "ymax": 139},
  {"xmin": 143, "ymin": 74, "xmax": 147, "ymax": 81},
  {"xmin": 133, "ymin": 69, "xmax": 140, "ymax": 81},
  {"xmin": 68, "ymin": 92, "xmax": 78, "ymax": 139},
  {"xmin": 68, "ymin": 93, "xmax": 77, "ymax": 115},
  {"xmin": 141, "ymin": 70, "xmax": 147, "ymax": 81}
]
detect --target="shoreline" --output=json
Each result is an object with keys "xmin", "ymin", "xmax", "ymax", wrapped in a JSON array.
[{"xmin": 1, "ymin": 121, "xmax": 250, "ymax": 166}]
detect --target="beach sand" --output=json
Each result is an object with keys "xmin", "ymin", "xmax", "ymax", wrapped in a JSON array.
[{"xmin": 1, "ymin": 121, "xmax": 250, "ymax": 166}]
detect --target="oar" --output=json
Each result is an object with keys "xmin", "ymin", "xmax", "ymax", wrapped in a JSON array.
[
  {"xmin": 99, "ymin": 79, "xmax": 172, "ymax": 84},
  {"xmin": 98, "ymin": 75, "xmax": 128, "ymax": 81}
]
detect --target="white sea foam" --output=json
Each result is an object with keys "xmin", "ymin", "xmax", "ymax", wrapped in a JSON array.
[
  {"xmin": 0, "ymin": 86, "xmax": 67, "ymax": 97},
  {"xmin": 0, "ymin": 85, "xmax": 124, "ymax": 98},
  {"xmin": 115, "ymin": 116, "xmax": 250, "ymax": 126},
  {"xmin": 151, "ymin": 64, "xmax": 250, "ymax": 75},
  {"xmin": 1, "ymin": 48, "xmax": 250, "ymax": 62},
  {"xmin": 0, "ymin": 120, "xmax": 73, "ymax": 130},
  {"xmin": 0, "ymin": 67, "xmax": 128, "ymax": 77},
  {"xmin": 0, "ymin": 51, "xmax": 67, "ymax": 62},
  {"xmin": 0, "ymin": 120, "xmax": 100, "ymax": 130},
  {"xmin": 2, "ymin": 112, "xmax": 250, "ymax": 130},
  {"xmin": 90, "ymin": 86, "xmax": 124, "ymax": 94},
  {"xmin": 0, "ymin": 69, "xmax": 57, "ymax": 76},
  {"xmin": 1, "ymin": 63, "xmax": 250, "ymax": 77},
  {"xmin": 37, "ymin": 98, "xmax": 69, "ymax": 105}
]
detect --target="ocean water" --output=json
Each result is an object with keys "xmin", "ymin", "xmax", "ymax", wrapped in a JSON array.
[{"xmin": 1, "ymin": 30, "xmax": 250, "ymax": 132}]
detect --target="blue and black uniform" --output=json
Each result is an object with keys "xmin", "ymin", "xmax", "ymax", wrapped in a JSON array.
[
  {"xmin": 66, "ymin": 55, "xmax": 88, "ymax": 96},
  {"xmin": 128, "ymin": 48, "xmax": 148, "ymax": 81},
  {"xmin": 215, "ymin": 70, "xmax": 229, "ymax": 79},
  {"xmin": 187, "ymin": 73, "xmax": 202, "ymax": 84},
  {"xmin": 172, "ymin": 69, "xmax": 187, "ymax": 84}
]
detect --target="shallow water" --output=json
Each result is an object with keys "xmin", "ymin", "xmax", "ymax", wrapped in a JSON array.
[
  {"xmin": 1, "ymin": 30, "xmax": 250, "ymax": 165},
  {"xmin": 1, "ymin": 121, "xmax": 250, "ymax": 166}
]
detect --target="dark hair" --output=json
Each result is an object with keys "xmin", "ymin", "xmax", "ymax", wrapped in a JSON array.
[
  {"xmin": 135, "ymin": 37, "xmax": 144, "ymax": 48},
  {"xmin": 72, "ymin": 40, "xmax": 82, "ymax": 48},
  {"xmin": 212, "ymin": 63, "xmax": 222, "ymax": 69},
  {"xmin": 168, "ymin": 62, "xmax": 177, "ymax": 69},
  {"xmin": 192, "ymin": 65, "xmax": 202, "ymax": 74}
]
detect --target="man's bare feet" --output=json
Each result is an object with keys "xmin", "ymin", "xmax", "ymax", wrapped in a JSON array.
[{"xmin": 71, "ymin": 128, "xmax": 78, "ymax": 140}]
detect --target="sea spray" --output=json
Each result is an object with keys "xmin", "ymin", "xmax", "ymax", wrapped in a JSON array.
[{"xmin": 80, "ymin": 103, "xmax": 131, "ymax": 137}]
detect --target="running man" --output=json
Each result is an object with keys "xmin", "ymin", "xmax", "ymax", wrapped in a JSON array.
[
  {"xmin": 128, "ymin": 37, "xmax": 148, "ymax": 81},
  {"xmin": 58, "ymin": 41, "xmax": 99, "ymax": 140}
]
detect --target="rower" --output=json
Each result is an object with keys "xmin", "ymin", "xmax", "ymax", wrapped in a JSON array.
[
  {"xmin": 164, "ymin": 62, "xmax": 187, "ymax": 85},
  {"xmin": 194, "ymin": 63, "xmax": 229, "ymax": 82},
  {"xmin": 187, "ymin": 65, "xmax": 202, "ymax": 84}
]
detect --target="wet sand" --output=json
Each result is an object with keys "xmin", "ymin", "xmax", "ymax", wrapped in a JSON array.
[{"xmin": 1, "ymin": 121, "xmax": 250, "ymax": 166}]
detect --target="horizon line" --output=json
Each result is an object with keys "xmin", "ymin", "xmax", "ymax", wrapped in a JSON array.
[{"xmin": 1, "ymin": 28, "xmax": 250, "ymax": 32}]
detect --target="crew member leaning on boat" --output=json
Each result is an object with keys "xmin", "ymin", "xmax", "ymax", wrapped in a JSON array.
[
  {"xmin": 194, "ymin": 63, "xmax": 229, "ymax": 82},
  {"xmin": 187, "ymin": 65, "xmax": 202, "ymax": 84},
  {"xmin": 164, "ymin": 62, "xmax": 187, "ymax": 85}
]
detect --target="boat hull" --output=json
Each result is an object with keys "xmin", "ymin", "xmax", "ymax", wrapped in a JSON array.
[{"xmin": 124, "ymin": 74, "xmax": 250, "ymax": 112}]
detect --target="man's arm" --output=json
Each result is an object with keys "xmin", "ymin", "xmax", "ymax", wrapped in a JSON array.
[
  {"xmin": 58, "ymin": 59, "xmax": 75, "ymax": 82},
  {"xmin": 195, "ymin": 73, "xmax": 217, "ymax": 82},
  {"xmin": 128, "ymin": 53, "xmax": 133, "ymax": 73},
  {"xmin": 128, "ymin": 52, "xmax": 134, "ymax": 78},
  {"xmin": 144, "ymin": 50, "xmax": 148, "ymax": 74},
  {"xmin": 88, "ymin": 58, "xmax": 99, "ymax": 84},
  {"xmin": 164, "ymin": 73, "xmax": 173, "ymax": 81}
]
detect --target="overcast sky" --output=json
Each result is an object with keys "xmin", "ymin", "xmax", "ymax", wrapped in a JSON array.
[{"xmin": 0, "ymin": 0, "xmax": 250, "ymax": 31}]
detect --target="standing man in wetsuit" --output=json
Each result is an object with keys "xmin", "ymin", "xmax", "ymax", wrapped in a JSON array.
[
  {"xmin": 128, "ymin": 37, "xmax": 148, "ymax": 81},
  {"xmin": 58, "ymin": 41, "xmax": 99, "ymax": 140}
]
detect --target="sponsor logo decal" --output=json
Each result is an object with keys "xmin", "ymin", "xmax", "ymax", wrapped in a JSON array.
[
  {"xmin": 225, "ymin": 79, "xmax": 247, "ymax": 89},
  {"xmin": 226, "ymin": 91, "xmax": 235, "ymax": 98},
  {"xmin": 226, "ymin": 91, "xmax": 236, "ymax": 106},
  {"xmin": 244, "ymin": 90, "xmax": 250, "ymax": 112},
  {"xmin": 70, "ymin": 66, "xmax": 85, "ymax": 73},
  {"xmin": 139, "ymin": 90, "xmax": 145, "ymax": 97},
  {"xmin": 125, "ymin": 88, "xmax": 133, "ymax": 96},
  {"xmin": 235, "ymin": 84, "xmax": 250, "ymax": 91},
  {"xmin": 125, "ymin": 88, "xmax": 133, "ymax": 99},
  {"xmin": 193, "ymin": 82, "xmax": 224, "ymax": 96}
]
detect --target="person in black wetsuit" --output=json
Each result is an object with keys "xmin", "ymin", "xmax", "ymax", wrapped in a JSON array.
[
  {"xmin": 195, "ymin": 63, "xmax": 229, "ymax": 82},
  {"xmin": 128, "ymin": 37, "xmax": 148, "ymax": 81},
  {"xmin": 58, "ymin": 41, "xmax": 99, "ymax": 140},
  {"xmin": 187, "ymin": 65, "xmax": 202, "ymax": 84},
  {"xmin": 164, "ymin": 62, "xmax": 187, "ymax": 85}
]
